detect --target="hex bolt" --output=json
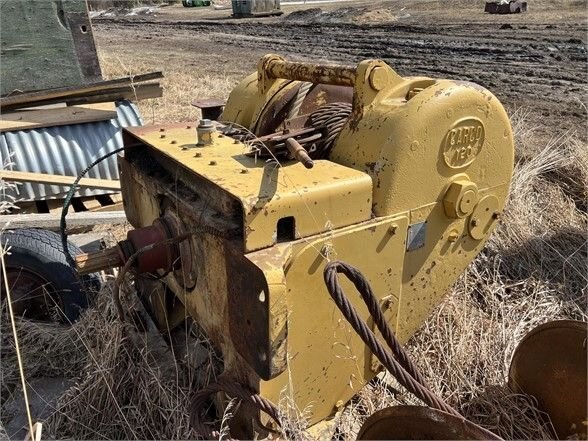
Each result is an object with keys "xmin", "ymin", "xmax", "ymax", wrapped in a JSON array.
[
  {"xmin": 448, "ymin": 231, "xmax": 459, "ymax": 242},
  {"xmin": 388, "ymin": 224, "xmax": 398, "ymax": 235}
]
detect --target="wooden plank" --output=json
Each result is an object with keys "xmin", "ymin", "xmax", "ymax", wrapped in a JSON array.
[
  {"xmin": 47, "ymin": 199, "xmax": 66, "ymax": 214},
  {"xmin": 2, "ymin": 83, "xmax": 163, "ymax": 111},
  {"xmin": 1, "ymin": 72, "xmax": 163, "ymax": 108},
  {"xmin": 0, "ymin": 170, "xmax": 121, "ymax": 191},
  {"xmin": 80, "ymin": 197, "xmax": 102, "ymax": 211},
  {"xmin": 92, "ymin": 201, "xmax": 125, "ymax": 213},
  {"xmin": 0, "ymin": 105, "xmax": 117, "ymax": 133},
  {"xmin": 0, "ymin": 211, "xmax": 127, "ymax": 230},
  {"xmin": 77, "ymin": 102, "xmax": 117, "ymax": 111},
  {"xmin": 65, "ymin": 83, "xmax": 163, "ymax": 106}
]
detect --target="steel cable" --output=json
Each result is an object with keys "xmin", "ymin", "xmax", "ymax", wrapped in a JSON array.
[
  {"xmin": 323, "ymin": 260, "xmax": 503, "ymax": 440},
  {"xmin": 325, "ymin": 261, "xmax": 430, "ymax": 388},
  {"xmin": 287, "ymin": 81, "xmax": 313, "ymax": 120},
  {"xmin": 190, "ymin": 378, "xmax": 282, "ymax": 440},
  {"xmin": 308, "ymin": 102, "xmax": 352, "ymax": 157},
  {"xmin": 60, "ymin": 147, "xmax": 125, "ymax": 269},
  {"xmin": 323, "ymin": 261, "xmax": 457, "ymax": 415}
]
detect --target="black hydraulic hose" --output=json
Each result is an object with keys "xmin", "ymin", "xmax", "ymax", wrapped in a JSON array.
[{"xmin": 60, "ymin": 147, "xmax": 125, "ymax": 269}]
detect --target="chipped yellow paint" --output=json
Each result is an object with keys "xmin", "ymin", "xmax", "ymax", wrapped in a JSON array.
[
  {"xmin": 129, "ymin": 125, "xmax": 373, "ymax": 252},
  {"xmin": 121, "ymin": 54, "xmax": 515, "ymax": 432}
]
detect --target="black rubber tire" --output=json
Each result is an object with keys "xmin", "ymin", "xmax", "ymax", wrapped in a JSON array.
[{"xmin": 1, "ymin": 228, "xmax": 100, "ymax": 323}]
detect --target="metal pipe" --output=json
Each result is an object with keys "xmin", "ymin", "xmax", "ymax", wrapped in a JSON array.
[
  {"xmin": 264, "ymin": 58, "xmax": 356, "ymax": 87},
  {"xmin": 286, "ymin": 137, "xmax": 314, "ymax": 169}
]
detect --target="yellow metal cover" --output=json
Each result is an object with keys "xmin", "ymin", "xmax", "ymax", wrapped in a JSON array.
[{"xmin": 125, "ymin": 124, "xmax": 373, "ymax": 252}]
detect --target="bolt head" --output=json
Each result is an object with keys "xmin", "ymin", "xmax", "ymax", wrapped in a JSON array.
[
  {"xmin": 443, "ymin": 180, "xmax": 479, "ymax": 219},
  {"xmin": 369, "ymin": 66, "xmax": 388, "ymax": 91}
]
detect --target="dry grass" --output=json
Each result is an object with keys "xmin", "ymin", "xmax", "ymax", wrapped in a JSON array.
[
  {"xmin": 1, "ymin": 55, "xmax": 586, "ymax": 439},
  {"xmin": 335, "ymin": 118, "xmax": 587, "ymax": 440},
  {"xmin": 99, "ymin": 51, "xmax": 240, "ymax": 124}
]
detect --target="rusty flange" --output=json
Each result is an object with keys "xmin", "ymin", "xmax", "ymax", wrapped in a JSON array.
[
  {"xmin": 357, "ymin": 406, "xmax": 490, "ymax": 440},
  {"xmin": 508, "ymin": 320, "xmax": 587, "ymax": 439}
]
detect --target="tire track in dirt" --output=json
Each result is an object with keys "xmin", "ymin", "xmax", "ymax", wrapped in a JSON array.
[{"xmin": 97, "ymin": 18, "xmax": 587, "ymax": 135}]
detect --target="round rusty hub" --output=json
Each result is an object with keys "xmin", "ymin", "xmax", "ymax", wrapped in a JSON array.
[
  {"xmin": 508, "ymin": 320, "xmax": 587, "ymax": 439},
  {"xmin": 2, "ymin": 267, "xmax": 62, "ymax": 320},
  {"xmin": 357, "ymin": 406, "xmax": 489, "ymax": 440}
]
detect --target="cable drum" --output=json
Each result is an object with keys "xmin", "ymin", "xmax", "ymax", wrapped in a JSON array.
[{"xmin": 308, "ymin": 102, "xmax": 352, "ymax": 158}]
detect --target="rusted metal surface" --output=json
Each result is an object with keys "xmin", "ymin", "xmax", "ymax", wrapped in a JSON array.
[
  {"xmin": 191, "ymin": 98, "xmax": 225, "ymax": 121},
  {"xmin": 298, "ymin": 84, "xmax": 352, "ymax": 115},
  {"xmin": 127, "ymin": 220, "xmax": 176, "ymax": 273},
  {"xmin": 357, "ymin": 406, "xmax": 490, "ymax": 440},
  {"xmin": 263, "ymin": 56, "xmax": 357, "ymax": 87},
  {"xmin": 225, "ymin": 245, "xmax": 276, "ymax": 380},
  {"xmin": 508, "ymin": 320, "xmax": 587, "ymax": 440},
  {"xmin": 163, "ymin": 209, "xmax": 197, "ymax": 289},
  {"xmin": 285, "ymin": 137, "xmax": 314, "ymax": 169}
]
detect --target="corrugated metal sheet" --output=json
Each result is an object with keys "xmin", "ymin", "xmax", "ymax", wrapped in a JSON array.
[{"xmin": 0, "ymin": 100, "xmax": 142, "ymax": 202}]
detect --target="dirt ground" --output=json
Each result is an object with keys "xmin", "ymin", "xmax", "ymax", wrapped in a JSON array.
[
  {"xmin": 93, "ymin": 0, "xmax": 587, "ymax": 140},
  {"xmin": 1, "ymin": 2, "xmax": 586, "ymax": 440}
]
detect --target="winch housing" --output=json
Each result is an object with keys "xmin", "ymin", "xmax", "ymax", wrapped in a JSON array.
[{"xmin": 114, "ymin": 55, "xmax": 514, "ymax": 431}]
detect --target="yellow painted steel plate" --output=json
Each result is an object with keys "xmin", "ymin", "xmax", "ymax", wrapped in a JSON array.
[{"xmin": 125, "ymin": 124, "xmax": 373, "ymax": 251}]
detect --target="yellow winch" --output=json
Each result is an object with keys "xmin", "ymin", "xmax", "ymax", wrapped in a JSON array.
[{"xmin": 77, "ymin": 54, "xmax": 514, "ymax": 435}]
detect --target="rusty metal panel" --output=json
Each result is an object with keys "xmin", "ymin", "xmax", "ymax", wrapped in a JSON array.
[
  {"xmin": 509, "ymin": 320, "xmax": 587, "ymax": 440},
  {"xmin": 0, "ymin": 0, "xmax": 101, "ymax": 96},
  {"xmin": 0, "ymin": 100, "xmax": 142, "ymax": 202}
]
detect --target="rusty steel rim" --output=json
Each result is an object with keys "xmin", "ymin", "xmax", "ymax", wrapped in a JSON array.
[
  {"xmin": 356, "ymin": 405, "xmax": 490, "ymax": 440},
  {"xmin": 508, "ymin": 319, "xmax": 587, "ymax": 440},
  {"xmin": 2, "ymin": 267, "xmax": 63, "ymax": 320}
]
